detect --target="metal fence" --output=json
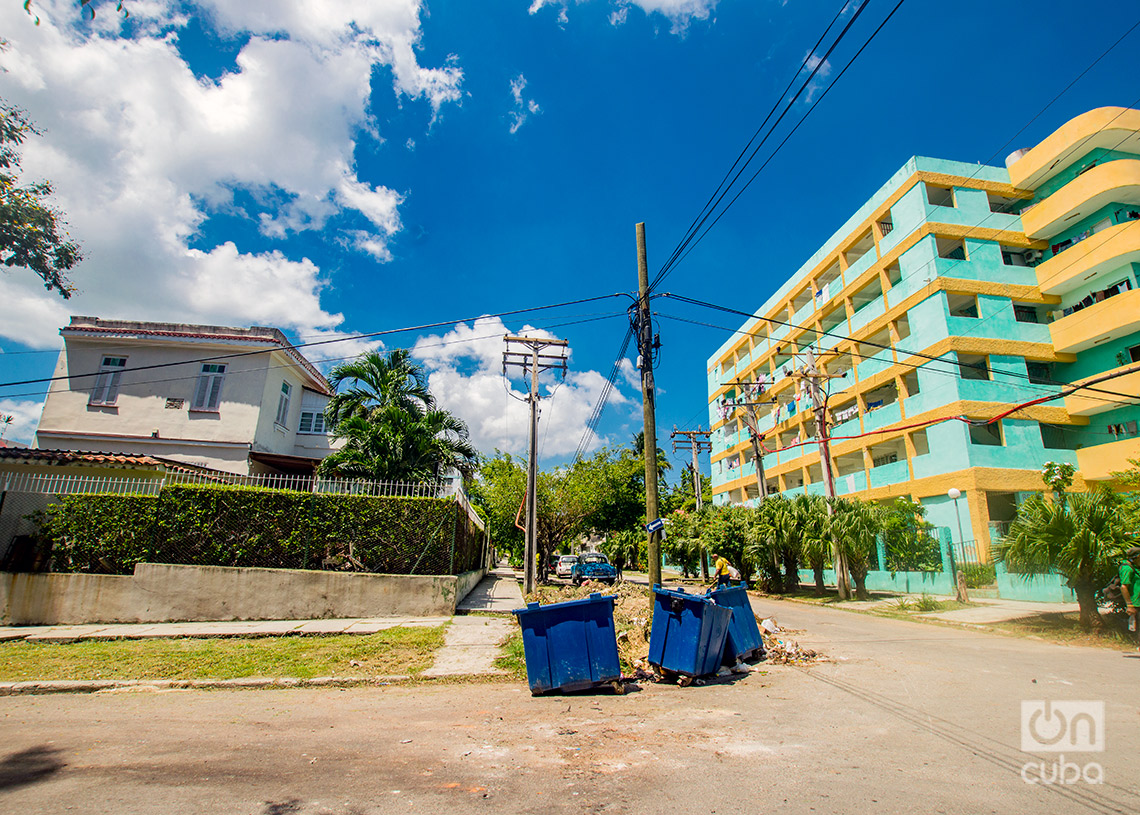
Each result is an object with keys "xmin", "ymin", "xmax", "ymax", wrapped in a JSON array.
[{"xmin": 0, "ymin": 471, "xmax": 485, "ymax": 576}]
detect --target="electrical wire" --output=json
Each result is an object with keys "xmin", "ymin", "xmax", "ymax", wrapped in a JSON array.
[{"xmin": 0, "ymin": 293, "xmax": 628, "ymax": 391}]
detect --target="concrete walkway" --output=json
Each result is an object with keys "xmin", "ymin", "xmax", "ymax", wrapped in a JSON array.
[
  {"xmin": 456, "ymin": 565, "xmax": 525, "ymax": 613},
  {"xmin": 422, "ymin": 615, "xmax": 513, "ymax": 676}
]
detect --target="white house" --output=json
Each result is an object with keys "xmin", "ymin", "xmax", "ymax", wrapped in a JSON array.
[{"xmin": 34, "ymin": 316, "xmax": 339, "ymax": 475}]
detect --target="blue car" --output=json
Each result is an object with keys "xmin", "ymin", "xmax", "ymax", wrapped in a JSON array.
[{"xmin": 571, "ymin": 552, "xmax": 618, "ymax": 586}]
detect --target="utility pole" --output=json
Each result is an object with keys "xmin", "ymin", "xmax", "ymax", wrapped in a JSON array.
[
  {"xmin": 503, "ymin": 334, "xmax": 569, "ymax": 595},
  {"xmin": 721, "ymin": 379, "xmax": 770, "ymax": 503},
  {"xmin": 800, "ymin": 347, "xmax": 851, "ymax": 600},
  {"xmin": 670, "ymin": 426, "xmax": 712, "ymax": 579},
  {"xmin": 636, "ymin": 222, "xmax": 662, "ymax": 591}
]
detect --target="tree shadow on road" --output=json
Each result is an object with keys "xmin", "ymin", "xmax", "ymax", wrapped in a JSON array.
[{"xmin": 0, "ymin": 745, "xmax": 65, "ymax": 791}]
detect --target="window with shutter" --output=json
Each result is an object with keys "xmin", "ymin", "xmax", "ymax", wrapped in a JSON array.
[
  {"xmin": 191, "ymin": 364, "xmax": 226, "ymax": 411},
  {"xmin": 275, "ymin": 381, "xmax": 292, "ymax": 427},
  {"xmin": 89, "ymin": 357, "xmax": 127, "ymax": 406}
]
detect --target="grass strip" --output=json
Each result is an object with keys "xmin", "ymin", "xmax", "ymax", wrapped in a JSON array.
[{"xmin": 0, "ymin": 626, "xmax": 446, "ymax": 682}]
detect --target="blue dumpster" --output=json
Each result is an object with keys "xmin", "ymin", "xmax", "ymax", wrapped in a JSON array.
[
  {"xmin": 512, "ymin": 593, "xmax": 622, "ymax": 695},
  {"xmin": 647, "ymin": 586, "xmax": 733, "ymax": 677},
  {"xmin": 709, "ymin": 582, "xmax": 765, "ymax": 662}
]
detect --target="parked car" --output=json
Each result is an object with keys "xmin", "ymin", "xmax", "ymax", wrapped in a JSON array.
[
  {"xmin": 571, "ymin": 552, "xmax": 618, "ymax": 586},
  {"xmin": 556, "ymin": 555, "xmax": 578, "ymax": 579}
]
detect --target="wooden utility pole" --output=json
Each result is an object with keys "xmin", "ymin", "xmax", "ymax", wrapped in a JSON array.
[
  {"xmin": 636, "ymin": 223, "xmax": 662, "ymax": 590},
  {"xmin": 670, "ymin": 425, "xmax": 712, "ymax": 579},
  {"xmin": 721, "ymin": 379, "xmax": 770, "ymax": 503},
  {"xmin": 801, "ymin": 348, "xmax": 851, "ymax": 600},
  {"xmin": 503, "ymin": 335, "xmax": 569, "ymax": 595}
]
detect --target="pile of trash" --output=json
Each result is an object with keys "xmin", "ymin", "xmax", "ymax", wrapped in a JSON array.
[{"xmin": 758, "ymin": 617, "xmax": 822, "ymax": 665}]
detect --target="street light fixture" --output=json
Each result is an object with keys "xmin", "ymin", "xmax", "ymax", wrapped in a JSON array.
[{"xmin": 946, "ymin": 488, "xmax": 968, "ymax": 601}]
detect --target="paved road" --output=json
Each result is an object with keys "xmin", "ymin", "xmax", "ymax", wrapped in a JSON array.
[{"xmin": 2, "ymin": 598, "xmax": 1137, "ymax": 815}]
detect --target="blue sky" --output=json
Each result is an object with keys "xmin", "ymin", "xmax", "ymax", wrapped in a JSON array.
[{"xmin": 1, "ymin": 0, "xmax": 1138, "ymax": 475}]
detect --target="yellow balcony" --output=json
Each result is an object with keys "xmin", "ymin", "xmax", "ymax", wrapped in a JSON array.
[
  {"xmin": 1009, "ymin": 107, "xmax": 1140, "ymax": 190},
  {"xmin": 1076, "ymin": 436, "xmax": 1140, "ymax": 482},
  {"xmin": 1021, "ymin": 159, "xmax": 1140, "ymax": 240},
  {"xmin": 1064, "ymin": 364, "xmax": 1140, "ymax": 416},
  {"xmin": 1034, "ymin": 220, "xmax": 1140, "ymax": 295},
  {"xmin": 1049, "ymin": 287, "xmax": 1140, "ymax": 354}
]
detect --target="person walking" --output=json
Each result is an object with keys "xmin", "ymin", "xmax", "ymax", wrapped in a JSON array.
[
  {"xmin": 1121, "ymin": 546, "xmax": 1140, "ymax": 650},
  {"xmin": 712, "ymin": 552, "xmax": 732, "ymax": 588}
]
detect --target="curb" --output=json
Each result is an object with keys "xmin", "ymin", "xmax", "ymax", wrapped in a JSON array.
[{"xmin": 0, "ymin": 675, "xmax": 413, "ymax": 697}]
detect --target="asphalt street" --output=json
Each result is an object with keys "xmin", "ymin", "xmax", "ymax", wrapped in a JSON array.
[{"xmin": 1, "ymin": 598, "xmax": 1137, "ymax": 815}]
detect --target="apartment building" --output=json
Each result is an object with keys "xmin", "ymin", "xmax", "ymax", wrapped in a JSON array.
[
  {"xmin": 35, "ymin": 317, "xmax": 338, "ymax": 475},
  {"xmin": 707, "ymin": 106, "xmax": 1140, "ymax": 559}
]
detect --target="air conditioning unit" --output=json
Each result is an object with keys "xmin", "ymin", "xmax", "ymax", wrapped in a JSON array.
[{"xmin": 1024, "ymin": 249, "xmax": 1043, "ymax": 265}]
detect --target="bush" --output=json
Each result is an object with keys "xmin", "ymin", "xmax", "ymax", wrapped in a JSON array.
[
  {"xmin": 962, "ymin": 562, "xmax": 996, "ymax": 588},
  {"xmin": 40, "ymin": 484, "xmax": 483, "ymax": 576}
]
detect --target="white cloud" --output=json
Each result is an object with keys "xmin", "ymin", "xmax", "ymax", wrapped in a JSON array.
[
  {"xmin": 0, "ymin": 399, "xmax": 45, "ymax": 446},
  {"xmin": 508, "ymin": 73, "xmax": 542, "ymax": 135},
  {"xmin": 530, "ymin": 0, "xmax": 717, "ymax": 34},
  {"xmin": 802, "ymin": 52, "xmax": 833, "ymax": 103},
  {"xmin": 411, "ymin": 317, "xmax": 631, "ymax": 460},
  {"xmin": 0, "ymin": 0, "xmax": 462, "ymax": 349}
]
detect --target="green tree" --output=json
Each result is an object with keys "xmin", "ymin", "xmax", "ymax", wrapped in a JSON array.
[
  {"xmin": 879, "ymin": 497, "xmax": 940, "ymax": 573},
  {"xmin": 663, "ymin": 509, "xmax": 704, "ymax": 578},
  {"xmin": 748, "ymin": 496, "xmax": 791, "ymax": 592},
  {"xmin": 600, "ymin": 528, "xmax": 642, "ymax": 575},
  {"xmin": 631, "ymin": 431, "xmax": 671, "ymax": 486},
  {"xmin": 829, "ymin": 497, "xmax": 882, "ymax": 600},
  {"xmin": 996, "ymin": 488, "xmax": 1127, "ymax": 630},
  {"xmin": 0, "ymin": 100, "xmax": 81, "ymax": 297},
  {"xmin": 702, "ymin": 505, "xmax": 758, "ymax": 583},
  {"xmin": 318, "ymin": 406, "xmax": 477, "ymax": 482},
  {"xmin": 324, "ymin": 349, "xmax": 434, "ymax": 428},
  {"xmin": 794, "ymin": 494, "xmax": 832, "ymax": 595},
  {"xmin": 472, "ymin": 447, "xmax": 644, "ymax": 581}
]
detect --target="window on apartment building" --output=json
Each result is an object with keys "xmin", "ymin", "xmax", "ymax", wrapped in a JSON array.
[
  {"xmin": 1026, "ymin": 362, "xmax": 1053, "ymax": 385},
  {"xmin": 191, "ymin": 363, "xmax": 226, "ymax": 411},
  {"xmin": 1040, "ymin": 423, "xmax": 1080, "ymax": 450},
  {"xmin": 884, "ymin": 263, "xmax": 902, "ymax": 289},
  {"xmin": 969, "ymin": 421, "xmax": 1003, "ymax": 446},
  {"xmin": 987, "ymin": 192, "xmax": 1021, "ymax": 214},
  {"xmin": 1000, "ymin": 246, "xmax": 1030, "ymax": 266},
  {"xmin": 936, "ymin": 236, "xmax": 967, "ymax": 261},
  {"xmin": 926, "ymin": 184, "xmax": 956, "ymax": 208},
  {"xmin": 893, "ymin": 315, "xmax": 911, "ymax": 342},
  {"xmin": 1128, "ymin": 343, "xmax": 1140, "ymax": 364},
  {"xmin": 89, "ymin": 356, "xmax": 127, "ymax": 406},
  {"xmin": 958, "ymin": 353, "xmax": 990, "ymax": 381},
  {"xmin": 947, "ymin": 292, "xmax": 979, "ymax": 318},
  {"xmin": 1013, "ymin": 303, "xmax": 1043, "ymax": 323},
  {"xmin": 299, "ymin": 411, "xmax": 326, "ymax": 434},
  {"xmin": 275, "ymin": 381, "xmax": 292, "ymax": 427},
  {"xmin": 902, "ymin": 370, "xmax": 921, "ymax": 398},
  {"xmin": 910, "ymin": 429, "xmax": 930, "ymax": 456}
]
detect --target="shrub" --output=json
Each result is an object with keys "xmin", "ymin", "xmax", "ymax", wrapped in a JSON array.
[{"xmin": 40, "ymin": 484, "xmax": 482, "ymax": 576}]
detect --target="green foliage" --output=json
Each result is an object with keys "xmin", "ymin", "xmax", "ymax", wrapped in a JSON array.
[
  {"xmin": 700, "ymin": 505, "xmax": 757, "ymax": 583},
  {"xmin": 879, "ymin": 497, "xmax": 941, "ymax": 573},
  {"xmin": 319, "ymin": 349, "xmax": 476, "ymax": 481},
  {"xmin": 470, "ymin": 447, "xmax": 645, "ymax": 578},
  {"xmin": 40, "ymin": 485, "xmax": 482, "ymax": 576},
  {"xmin": 0, "ymin": 100, "xmax": 81, "ymax": 297},
  {"xmin": 662, "ymin": 510, "xmax": 704, "ymax": 577},
  {"xmin": 829, "ymin": 497, "xmax": 883, "ymax": 600},
  {"xmin": 996, "ymin": 488, "xmax": 1128, "ymax": 629},
  {"xmin": 913, "ymin": 593, "xmax": 944, "ymax": 612},
  {"xmin": 600, "ymin": 529, "xmax": 643, "ymax": 572},
  {"xmin": 962, "ymin": 562, "xmax": 996, "ymax": 588},
  {"xmin": 1042, "ymin": 461, "xmax": 1076, "ymax": 498}
]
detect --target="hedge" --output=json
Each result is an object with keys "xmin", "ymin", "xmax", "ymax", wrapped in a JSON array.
[{"xmin": 40, "ymin": 484, "xmax": 486, "ymax": 576}]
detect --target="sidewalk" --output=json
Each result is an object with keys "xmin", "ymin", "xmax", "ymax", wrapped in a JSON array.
[
  {"xmin": 456, "ymin": 565, "xmax": 525, "ymax": 613},
  {"xmin": 811, "ymin": 593, "xmax": 1078, "ymax": 624}
]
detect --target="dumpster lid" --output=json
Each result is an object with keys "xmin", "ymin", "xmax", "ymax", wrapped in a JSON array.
[{"xmin": 511, "ymin": 592, "xmax": 617, "ymax": 616}]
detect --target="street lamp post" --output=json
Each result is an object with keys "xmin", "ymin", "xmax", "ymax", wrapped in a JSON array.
[{"xmin": 947, "ymin": 487, "xmax": 968, "ymax": 602}]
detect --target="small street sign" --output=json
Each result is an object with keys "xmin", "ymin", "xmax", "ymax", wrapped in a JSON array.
[{"xmin": 645, "ymin": 517, "xmax": 665, "ymax": 533}]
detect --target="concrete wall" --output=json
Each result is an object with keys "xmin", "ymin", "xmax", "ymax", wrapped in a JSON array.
[{"xmin": 0, "ymin": 562, "xmax": 488, "ymax": 625}]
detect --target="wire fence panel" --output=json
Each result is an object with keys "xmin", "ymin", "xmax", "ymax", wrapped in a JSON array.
[{"xmin": 0, "ymin": 473, "xmax": 486, "ymax": 577}]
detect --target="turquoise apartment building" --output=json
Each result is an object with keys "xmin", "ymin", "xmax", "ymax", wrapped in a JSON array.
[{"xmin": 706, "ymin": 107, "xmax": 1140, "ymax": 559}]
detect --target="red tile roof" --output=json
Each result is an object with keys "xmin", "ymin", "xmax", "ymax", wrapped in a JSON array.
[{"xmin": 0, "ymin": 448, "xmax": 221, "ymax": 477}]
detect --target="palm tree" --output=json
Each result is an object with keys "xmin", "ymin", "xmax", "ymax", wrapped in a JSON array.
[
  {"xmin": 996, "ymin": 489, "xmax": 1127, "ymax": 630},
  {"xmin": 319, "ymin": 405, "xmax": 477, "ymax": 482},
  {"xmin": 631, "ymin": 431, "xmax": 671, "ymax": 485},
  {"xmin": 829, "ymin": 497, "xmax": 882, "ymax": 600},
  {"xmin": 795, "ymin": 494, "xmax": 832, "ymax": 595},
  {"xmin": 325, "ymin": 349, "xmax": 434, "ymax": 428}
]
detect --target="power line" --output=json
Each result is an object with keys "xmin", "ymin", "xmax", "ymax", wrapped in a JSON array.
[
  {"xmin": 652, "ymin": 0, "xmax": 909, "ymax": 290},
  {"xmin": 0, "ymin": 294, "xmax": 627, "ymax": 391},
  {"xmin": 663, "ymin": 293, "xmax": 1139, "ymax": 402},
  {"xmin": 0, "ymin": 312, "xmax": 628, "ymax": 402}
]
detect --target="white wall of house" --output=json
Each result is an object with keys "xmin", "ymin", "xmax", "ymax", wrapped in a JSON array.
[{"xmin": 35, "ymin": 319, "xmax": 337, "ymax": 475}]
